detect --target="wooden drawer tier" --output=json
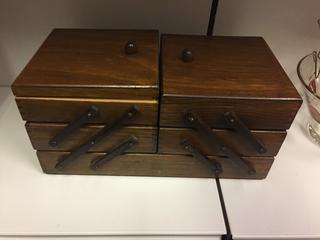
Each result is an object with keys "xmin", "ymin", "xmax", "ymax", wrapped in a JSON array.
[
  {"xmin": 13, "ymin": 86, "xmax": 159, "ymax": 100},
  {"xmin": 38, "ymin": 152, "xmax": 274, "ymax": 179},
  {"xmin": 16, "ymin": 97, "xmax": 158, "ymax": 125},
  {"xmin": 158, "ymin": 127, "xmax": 286, "ymax": 157},
  {"xmin": 12, "ymin": 29, "xmax": 159, "ymax": 99},
  {"xmin": 160, "ymin": 97, "xmax": 301, "ymax": 130},
  {"xmin": 160, "ymin": 35, "xmax": 302, "ymax": 131},
  {"xmin": 26, "ymin": 123, "xmax": 157, "ymax": 153}
]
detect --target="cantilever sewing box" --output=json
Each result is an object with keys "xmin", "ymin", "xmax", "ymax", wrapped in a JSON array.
[{"xmin": 11, "ymin": 29, "xmax": 302, "ymax": 179}]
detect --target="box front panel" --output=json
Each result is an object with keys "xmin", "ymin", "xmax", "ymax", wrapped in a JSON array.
[
  {"xmin": 158, "ymin": 128, "xmax": 286, "ymax": 157},
  {"xmin": 160, "ymin": 97, "xmax": 301, "ymax": 130},
  {"xmin": 16, "ymin": 97, "xmax": 158, "ymax": 126},
  {"xmin": 38, "ymin": 152, "xmax": 274, "ymax": 179},
  {"xmin": 27, "ymin": 123, "xmax": 157, "ymax": 153}
]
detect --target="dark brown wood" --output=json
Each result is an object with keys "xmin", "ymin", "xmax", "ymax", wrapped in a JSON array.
[
  {"xmin": 12, "ymin": 29, "xmax": 159, "ymax": 99},
  {"xmin": 161, "ymin": 35, "xmax": 302, "ymax": 100},
  {"xmin": 26, "ymin": 123, "xmax": 157, "ymax": 153},
  {"xmin": 160, "ymin": 97, "xmax": 301, "ymax": 130},
  {"xmin": 12, "ymin": 86, "xmax": 159, "ymax": 100},
  {"xmin": 37, "ymin": 152, "xmax": 274, "ymax": 179},
  {"xmin": 159, "ymin": 127, "xmax": 286, "ymax": 157},
  {"xmin": 16, "ymin": 97, "xmax": 158, "ymax": 125}
]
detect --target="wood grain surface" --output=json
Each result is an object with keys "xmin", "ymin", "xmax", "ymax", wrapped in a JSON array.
[
  {"xmin": 12, "ymin": 86, "xmax": 159, "ymax": 100},
  {"xmin": 160, "ymin": 97, "xmax": 301, "ymax": 130},
  {"xmin": 161, "ymin": 34, "xmax": 302, "ymax": 100},
  {"xmin": 158, "ymin": 127, "xmax": 286, "ymax": 157},
  {"xmin": 26, "ymin": 123, "xmax": 157, "ymax": 153},
  {"xmin": 16, "ymin": 97, "xmax": 158, "ymax": 125},
  {"xmin": 37, "ymin": 152, "xmax": 274, "ymax": 179},
  {"xmin": 12, "ymin": 29, "xmax": 159, "ymax": 99}
]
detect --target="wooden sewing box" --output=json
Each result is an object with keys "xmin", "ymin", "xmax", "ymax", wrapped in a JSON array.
[{"xmin": 11, "ymin": 29, "xmax": 302, "ymax": 179}]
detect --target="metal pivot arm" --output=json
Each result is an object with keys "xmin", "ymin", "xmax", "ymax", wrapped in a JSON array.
[
  {"xmin": 184, "ymin": 111, "xmax": 256, "ymax": 175},
  {"xmin": 55, "ymin": 105, "xmax": 140, "ymax": 170},
  {"xmin": 223, "ymin": 112, "xmax": 266, "ymax": 154},
  {"xmin": 181, "ymin": 139, "xmax": 222, "ymax": 177},
  {"xmin": 182, "ymin": 138, "xmax": 233, "ymax": 239},
  {"xmin": 90, "ymin": 136, "xmax": 138, "ymax": 170},
  {"xmin": 49, "ymin": 105, "xmax": 100, "ymax": 147}
]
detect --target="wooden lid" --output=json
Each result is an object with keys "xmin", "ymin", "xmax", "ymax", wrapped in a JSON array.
[
  {"xmin": 161, "ymin": 35, "xmax": 301, "ymax": 100},
  {"xmin": 12, "ymin": 29, "xmax": 159, "ymax": 99}
]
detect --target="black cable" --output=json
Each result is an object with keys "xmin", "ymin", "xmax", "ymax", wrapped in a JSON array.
[
  {"xmin": 215, "ymin": 177, "xmax": 233, "ymax": 240},
  {"xmin": 207, "ymin": 0, "xmax": 220, "ymax": 36}
]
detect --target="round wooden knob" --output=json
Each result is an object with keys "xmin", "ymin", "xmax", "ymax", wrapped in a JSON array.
[
  {"xmin": 181, "ymin": 48, "xmax": 194, "ymax": 62},
  {"xmin": 125, "ymin": 41, "xmax": 138, "ymax": 55}
]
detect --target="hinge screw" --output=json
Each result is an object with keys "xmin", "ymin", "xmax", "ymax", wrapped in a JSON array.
[{"xmin": 188, "ymin": 116, "xmax": 194, "ymax": 122}]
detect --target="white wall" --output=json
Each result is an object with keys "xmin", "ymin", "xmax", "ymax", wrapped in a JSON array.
[
  {"xmin": 215, "ymin": 0, "xmax": 320, "ymax": 94},
  {"xmin": 0, "ymin": 0, "xmax": 319, "ymax": 94}
]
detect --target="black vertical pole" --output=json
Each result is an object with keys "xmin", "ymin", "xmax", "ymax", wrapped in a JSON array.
[
  {"xmin": 216, "ymin": 178, "xmax": 233, "ymax": 240},
  {"xmin": 208, "ymin": 2, "xmax": 233, "ymax": 234},
  {"xmin": 207, "ymin": 0, "xmax": 220, "ymax": 36},
  {"xmin": 209, "ymin": 2, "xmax": 234, "ymax": 238}
]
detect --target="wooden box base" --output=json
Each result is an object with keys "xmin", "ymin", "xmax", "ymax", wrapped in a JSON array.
[{"xmin": 37, "ymin": 151, "xmax": 274, "ymax": 179}]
